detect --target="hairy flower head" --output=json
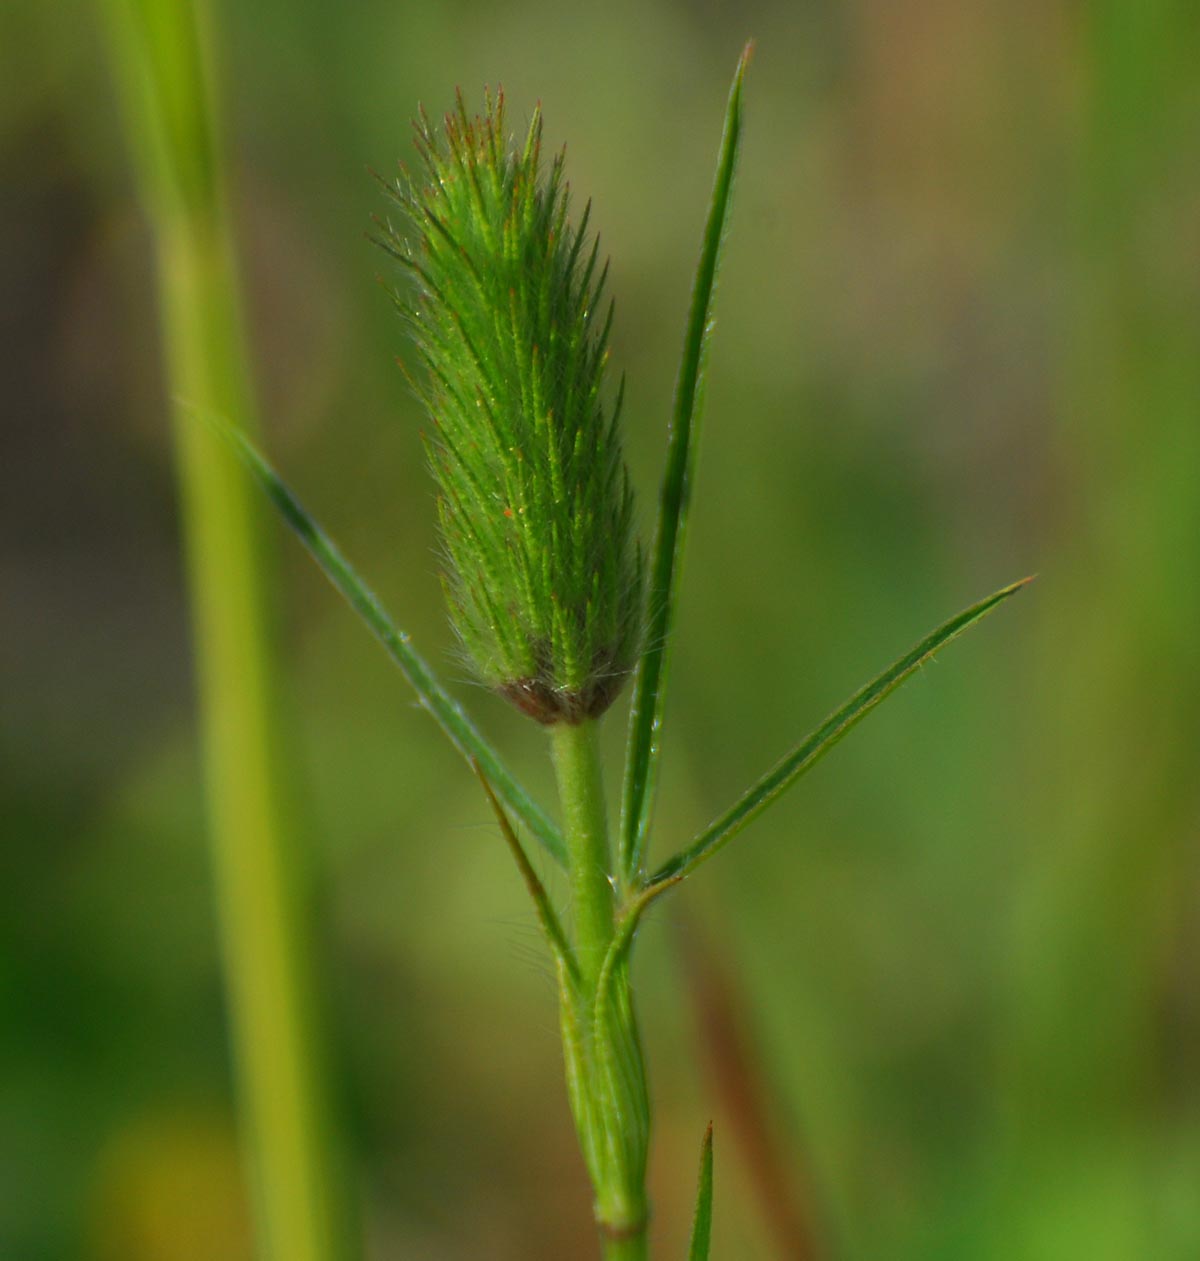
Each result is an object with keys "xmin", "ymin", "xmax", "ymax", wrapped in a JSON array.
[{"xmin": 377, "ymin": 90, "xmax": 643, "ymax": 723}]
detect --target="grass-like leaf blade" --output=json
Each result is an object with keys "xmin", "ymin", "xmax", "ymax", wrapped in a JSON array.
[
  {"xmin": 473, "ymin": 762, "xmax": 577, "ymax": 979},
  {"xmin": 651, "ymin": 578, "xmax": 1032, "ymax": 884},
  {"xmin": 216, "ymin": 418, "xmax": 567, "ymax": 867},
  {"xmin": 619, "ymin": 42, "xmax": 752, "ymax": 886},
  {"xmin": 688, "ymin": 1122, "xmax": 715, "ymax": 1261}
]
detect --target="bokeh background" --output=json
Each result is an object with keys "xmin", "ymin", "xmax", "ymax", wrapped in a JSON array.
[{"xmin": 4, "ymin": 1, "xmax": 1199, "ymax": 1257}]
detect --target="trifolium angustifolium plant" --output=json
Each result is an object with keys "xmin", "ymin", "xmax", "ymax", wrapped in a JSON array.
[{"xmin": 224, "ymin": 42, "xmax": 1029, "ymax": 1258}]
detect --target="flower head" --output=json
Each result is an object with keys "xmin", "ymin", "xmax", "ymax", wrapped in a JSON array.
[{"xmin": 378, "ymin": 90, "xmax": 642, "ymax": 723}]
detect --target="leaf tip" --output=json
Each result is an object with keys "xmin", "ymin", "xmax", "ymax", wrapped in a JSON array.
[
  {"xmin": 688, "ymin": 1120, "xmax": 716, "ymax": 1261},
  {"xmin": 728, "ymin": 40, "xmax": 754, "ymax": 112},
  {"xmin": 996, "ymin": 574, "xmax": 1037, "ymax": 602}
]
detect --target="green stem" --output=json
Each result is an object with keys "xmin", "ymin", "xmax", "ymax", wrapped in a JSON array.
[
  {"xmin": 163, "ymin": 218, "xmax": 350, "ymax": 1261},
  {"xmin": 602, "ymin": 1232, "xmax": 649, "ymax": 1261},
  {"xmin": 101, "ymin": 4, "xmax": 354, "ymax": 1259},
  {"xmin": 550, "ymin": 722, "xmax": 650, "ymax": 1259},
  {"xmin": 551, "ymin": 720, "xmax": 616, "ymax": 986}
]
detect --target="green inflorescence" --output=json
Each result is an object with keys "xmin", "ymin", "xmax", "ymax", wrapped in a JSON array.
[{"xmin": 376, "ymin": 91, "xmax": 643, "ymax": 725}]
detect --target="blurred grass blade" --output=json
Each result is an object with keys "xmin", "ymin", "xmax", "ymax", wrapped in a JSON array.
[
  {"xmin": 473, "ymin": 761, "xmax": 578, "ymax": 981},
  {"xmin": 217, "ymin": 419, "xmax": 567, "ymax": 868},
  {"xmin": 652, "ymin": 579, "xmax": 1032, "ymax": 884},
  {"xmin": 681, "ymin": 916, "xmax": 820, "ymax": 1257},
  {"xmin": 100, "ymin": 2, "xmax": 356, "ymax": 1259},
  {"xmin": 619, "ymin": 43, "xmax": 752, "ymax": 887},
  {"xmin": 688, "ymin": 1123, "xmax": 715, "ymax": 1261}
]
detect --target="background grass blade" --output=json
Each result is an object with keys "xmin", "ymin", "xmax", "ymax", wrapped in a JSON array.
[
  {"xmin": 619, "ymin": 43, "xmax": 752, "ymax": 888},
  {"xmin": 100, "ymin": 2, "xmax": 356, "ymax": 1259},
  {"xmin": 687, "ymin": 1123, "xmax": 715, "ymax": 1261},
  {"xmin": 220, "ymin": 420, "xmax": 568, "ymax": 868},
  {"xmin": 652, "ymin": 579, "xmax": 1032, "ymax": 884}
]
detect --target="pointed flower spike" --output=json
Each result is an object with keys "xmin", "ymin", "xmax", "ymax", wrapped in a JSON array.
[{"xmin": 379, "ymin": 92, "xmax": 643, "ymax": 726}]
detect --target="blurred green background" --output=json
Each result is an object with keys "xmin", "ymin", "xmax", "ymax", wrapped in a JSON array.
[{"xmin": 4, "ymin": 1, "xmax": 1198, "ymax": 1257}]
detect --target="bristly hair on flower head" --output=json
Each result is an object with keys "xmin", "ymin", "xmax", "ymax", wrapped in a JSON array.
[{"xmin": 374, "ymin": 88, "xmax": 643, "ymax": 725}]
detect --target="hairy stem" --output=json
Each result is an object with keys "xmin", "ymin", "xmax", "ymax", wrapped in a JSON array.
[
  {"xmin": 551, "ymin": 720, "xmax": 616, "ymax": 986},
  {"xmin": 551, "ymin": 722, "xmax": 650, "ymax": 1258}
]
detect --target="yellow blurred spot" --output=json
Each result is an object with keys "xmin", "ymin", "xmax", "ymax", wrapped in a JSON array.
[{"xmin": 88, "ymin": 1110, "xmax": 254, "ymax": 1261}]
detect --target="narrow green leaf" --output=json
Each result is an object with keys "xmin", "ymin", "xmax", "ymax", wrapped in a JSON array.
[
  {"xmin": 211, "ymin": 414, "xmax": 567, "ymax": 867},
  {"xmin": 472, "ymin": 761, "xmax": 578, "ymax": 982},
  {"xmin": 619, "ymin": 42, "xmax": 753, "ymax": 887},
  {"xmin": 651, "ymin": 578, "xmax": 1032, "ymax": 884},
  {"xmin": 687, "ymin": 1122, "xmax": 715, "ymax": 1261}
]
